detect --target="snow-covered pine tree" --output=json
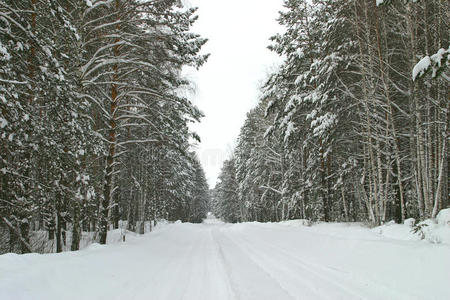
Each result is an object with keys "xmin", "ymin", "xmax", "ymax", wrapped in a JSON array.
[
  {"xmin": 214, "ymin": 158, "xmax": 240, "ymax": 223},
  {"xmin": 0, "ymin": 0, "xmax": 97, "ymax": 253},
  {"xmin": 215, "ymin": 0, "xmax": 447, "ymax": 225},
  {"xmin": 1, "ymin": 0, "xmax": 210, "ymax": 253},
  {"xmin": 77, "ymin": 0, "xmax": 207, "ymax": 243}
]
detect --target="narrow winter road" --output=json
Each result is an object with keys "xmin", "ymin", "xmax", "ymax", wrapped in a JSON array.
[{"xmin": 1, "ymin": 221, "xmax": 449, "ymax": 300}]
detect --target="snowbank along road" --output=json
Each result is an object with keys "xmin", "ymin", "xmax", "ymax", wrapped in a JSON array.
[{"xmin": 1, "ymin": 220, "xmax": 449, "ymax": 300}]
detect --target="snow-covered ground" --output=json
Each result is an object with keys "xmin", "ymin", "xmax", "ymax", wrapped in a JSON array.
[{"xmin": 1, "ymin": 215, "xmax": 449, "ymax": 300}]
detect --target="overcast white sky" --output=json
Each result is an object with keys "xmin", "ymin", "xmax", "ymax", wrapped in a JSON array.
[{"xmin": 185, "ymin": 0, "xmax": 285, "ymax": 187}]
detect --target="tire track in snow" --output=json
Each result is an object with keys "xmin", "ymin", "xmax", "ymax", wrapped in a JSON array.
[
  {"xmin": 159, "ymin": 226, "xmax": 204, "ymax": 300},
  {"xmin": 227, "ymin": 224, "xmax": 422, "ymax": 300},
  {"xmin": 213, "ymin": 228, "xmax": 296, "ymax": 300},
  {"xmin": 220, "ymin": 228, "xmax": 330, "ymax": 300},
  {"xmin": 210, "ymin": 227, "xmax": 240, "ymax": 300},
  {"xmin": 225, "ymin": 229, "xmax": 363, "ymax": 300},
  {"xmin": 179, "ymin": 226, "xmax": 234, "ymax": 300},
  {"xmin": 264, "ymin": 235, "xmax": 420, "ymax": 300},
  {"xmin": 128, "ymin": 225, "xmax": 202, "ymax": 300}
]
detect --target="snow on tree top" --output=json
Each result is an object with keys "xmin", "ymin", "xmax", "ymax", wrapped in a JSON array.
[
  {"xmin": 412, "ymin": 56, "xmax": 431, "ymax": 81},
  {"xmin": 412, "ymin": 48, "xmax": 449, "ymax": 81}
]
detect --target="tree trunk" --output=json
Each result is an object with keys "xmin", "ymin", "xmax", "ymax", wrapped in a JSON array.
[
  {"xmin": 56, "ymin": 210, "xmax": 62, "ymax": 253},
  {"xmin": 320, "ymin": 139, "xmax": 329, "ymax": 222},
  {"xmin": 28, "ymin": 0, "xmax": 37, "ymax": 104},
  {"xmin": 100, "ymin": 0, "xmax": 121, "ymax": 245},
  {"xmin": 431, "ymin": 109, "xmax": 448, "ymax": 218},
  {"xmin": 71, "ymin": 203, "xmax": 81, "ymax": 251},
  {"xmin": 20, "ymin": 219, "xmax": 30, "ymax": 254},
  {"xmin": 341, "ymin": 185, "xmax": 349, "ymax": 222}
]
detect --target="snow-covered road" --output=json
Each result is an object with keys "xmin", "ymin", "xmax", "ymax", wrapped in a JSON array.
[{"xmin": 1, "ymin": 221, "xmax": 449, "ymax": 300}]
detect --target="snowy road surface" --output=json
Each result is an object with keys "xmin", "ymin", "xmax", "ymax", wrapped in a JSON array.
[{"xmin": 1, "ymin": 221, "xmax": 449, "ymax": 300}]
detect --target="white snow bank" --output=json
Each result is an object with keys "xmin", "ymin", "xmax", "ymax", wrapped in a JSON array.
[
  {"xmin": 202, "ymin": 213, "xmax": 225, "ymax": 225},
  {"xmin": 203, "ymin": 218, "xmax": 225, "ymax": 225},
  {"xmin": 436, "ymin": 208, "xmax": 450, "ymax": 226},
  {"xmin": 278, "ymin": 219, "xmax": 312, "ymax": 227},
  {"xmin": 372, "ymin": 209, "xmax": 450, "ymax": 244},
  {"xmin": 372, "ymin": 220, "xmax": 421, "ymax": 241},
  {"xmin": 258, "ymin": 209, "xmax": 450, "ymax": 245},
  {"xmin": 21, "ymin": 220, "xmax": 170, "ymax": 254}
]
